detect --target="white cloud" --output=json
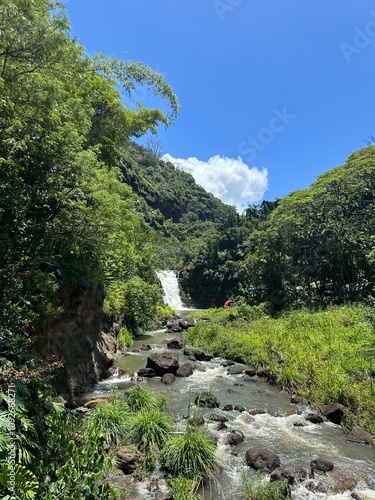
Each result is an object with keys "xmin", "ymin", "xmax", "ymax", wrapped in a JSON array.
[{"xmin": 161, "ymin": 153, "xmax": 268, "ymax": 211}]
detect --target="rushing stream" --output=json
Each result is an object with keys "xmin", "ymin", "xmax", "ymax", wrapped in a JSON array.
[
  {"xmin": 82, "ymin": 328, "xmax": 375, "ymax": 500},
  {"xmin": 82, "ymin": 271, "xmax": 374, "ymax": 499}
]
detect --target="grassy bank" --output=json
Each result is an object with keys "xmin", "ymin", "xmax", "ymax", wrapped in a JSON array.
[{"xmin": 185, "ymin": 304, "xmax": 375, "ymax": 436}]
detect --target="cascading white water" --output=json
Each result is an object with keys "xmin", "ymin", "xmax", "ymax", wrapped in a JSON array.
[{"xmin": 156, "ymin": 270, "xmax": 190, "ymax": 310}]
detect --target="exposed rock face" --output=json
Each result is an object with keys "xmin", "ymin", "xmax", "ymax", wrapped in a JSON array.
[
  {"xmin": 245, "ymin": 448, "xmax": 281, "ymax": 472},
  {"xmin": 116, "ymin": 446, "xmax": 142, "ymax": 474},
  {"xmin": 146, "ymin": 352, "xmax": 179, "ymax": 375},
  {"xmin": 34, "ymin": 285, "xmax": 119, "ymax": 400}
]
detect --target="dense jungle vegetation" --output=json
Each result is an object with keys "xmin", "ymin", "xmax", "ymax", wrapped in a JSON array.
[{"xmin": 0, "ymin": 0, "xmax": 374, "ymax": 498}]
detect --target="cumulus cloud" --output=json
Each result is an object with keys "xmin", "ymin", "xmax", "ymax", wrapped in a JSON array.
[{"xmin": 161, "ymin": 154, "xmax": 268, "ymax": 211}]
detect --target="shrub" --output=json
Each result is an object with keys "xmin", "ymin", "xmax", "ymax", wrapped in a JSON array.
[{"xmin": 161, "ymin": 428, "xmax": 218, "ymax": 480}]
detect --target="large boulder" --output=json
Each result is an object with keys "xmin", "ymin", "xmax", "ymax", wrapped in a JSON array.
[
  {"xmin": 146, "ymin": 352, "xmax": 179, "ymax": 375},
  {"xmin": 310, "ymin": 458, "xmax": 334, "ymax": 474},
  {"xmin": 346, "ymin": 426, "xmax": 374, "ymax": 445},
  {"xmin": 245, "ymin": 448, "xmax": 281, "ymax": 472},
  {"xmin": 175, "ymin": 362, "xmax": 193, "ymax": 377},
  {"xmin": 321, "ymin": 403, "xmax": 346, "ymax": 425}
]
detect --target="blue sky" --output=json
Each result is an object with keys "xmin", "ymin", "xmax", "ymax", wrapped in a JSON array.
[{"xmin": 67, "ymin": 0, "xmax": 375, "ymax": 210}]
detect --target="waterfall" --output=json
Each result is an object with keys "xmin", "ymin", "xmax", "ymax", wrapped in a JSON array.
[{"xmin": 156, "ymin": 270, "xmax": 190, "ymax": 310}]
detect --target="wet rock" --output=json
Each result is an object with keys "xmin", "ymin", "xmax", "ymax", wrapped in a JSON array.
[
  {"xmin": 226, "ymin": 430, "xmax": 245, "ymax": 445},
  {"xmin": 195, "ymin": 391, "xmax": 220, "ymax": 408},
  {"xmin": 175, "ymin": 362, "xmax": 193, "ymax": 377},
  {"xmin": 351, "ymin": 493, "xmax": 363, "ymax": 500},
  {"xmin": 243, "ymin": 374, "xmax": 262, "ymax": 383},
  {"xmin": 245, "ymin": 448, "xmax": 281, "ymax": 472},
  {"xmin": 221, "ymin": 360, "xmax": 235, "ymax": 367},
  {"xmin": 146, "ymin": 352, "xmax": 179, "ymax": 375},
  {"xmin": 84, "ymin": 395, "xmax": 109, "ymax": 408},
  {"xmin": 222, "ymin": 404, "xmax": 233, "ymax": 411},
  {"xmin": 244, "ymin": 367, "xmax": 257, "ymax": 376},
  {"xmin": 248, "ymin": 407, "xmax": 267, "ymax": 415},
  {"xmin": 138, "ymin": 367, "xmax": 156, "ymax": 378},
  {"xmin": 310, "ymin": 458, "xmax": 334, "ymax": 474},
  {"xmin": 179, "ymin": 317, "xmax": 196, "ymax": 328},
  {"xmin": 167, "ymin": 337, "xmax": 185, "ymax": 349},
  {"xmin": 256, "ymin": 369, "xmax": 267, "ymax": 377},
  {"xmin": 346, "ymin": 426, "xmax": 374, "ymax": 445},
  {"xmin": 321, "ymin": 403, "xmax": 346, "ymax": 425},
  {"xmin": 192, "ymin": 349, "xmax": 214, "ymax": 361},
  {"xmin": 116, "ymin": 446, "xmax": 142, "ymax": 474},
  {"xmin": 328, "ymin": 471, "xmax": 358, "ymax": 492},
  {"xmin": 217, "ymin": 422, "xmax": 227, "ymax": 431},
  {"xmin": 139, "ymin": 344, "xmax": 151, "ymax": 351},
  {"xmin": 234, "ymin": 405, "xmax": 247, "ymax": 412},
  {"xmin": 270, "ymin": 467, "xmax": 295, "ymax": 484},
  {"xmin": 290, "ymin": 394, "xmax": 302, "ymax": 404},
  {"xmin": 305, "ymin": 412, "xmax": 325, "ymax": 424},
  {"xmin": 165, "ymin": 321, "xmax": 182, "ymax": 333},
  {"xmin": 293, "ymin": 421, "xmax": 305, "ymax": 427},
  {"xmin": 305, "ymin": 480, "xmax": 328, "ymax": 493},
  {"xmin": 188, "ymin": 414, "xmax": 205, "ymax": 426},
  {"xmin": 227, "ymin": 364, "xmax": 245, "ymax": 375},
  {"xmin": 209, "ymin": 413, "xmax": 229, "ymax": 422},
  {"xmin": 294, "ymin": 468, "xmax": 310, "ymax": 481},
  {"xmin": 162, "ymin": 373, "xmax": 176, "ymax": 384}
]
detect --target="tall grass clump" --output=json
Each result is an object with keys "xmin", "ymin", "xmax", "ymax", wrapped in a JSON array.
[
  {"xmin": 117, "ymin": 327, "xmax": 133, "ymax": 350},
  {"xmin": 127, "ymin": 409, "xmax": 175, "ymax": 451},
  {"xmin": 82, "ymin": 399, "xmax": 129, "ymax": 445},
  {"xmin": 241, "ymin": 471, "xmax": 285, "ymax": 500},
  {"xmin": 161, "ymin": 427, "xmax": 219, "ymax": 481},
  {"xmin": 167, "ymin": 477, "xmax": 203, "ymax": 500},
  {"xmin": 125, "ymin": 385, "xmax": 165, "ymax": 412}
]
